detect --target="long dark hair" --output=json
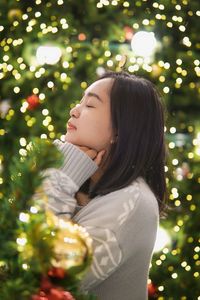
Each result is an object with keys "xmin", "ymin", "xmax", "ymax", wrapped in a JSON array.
[{"xmin": 80, "ymin": 71, "xmax": 167, "ymax": 214}]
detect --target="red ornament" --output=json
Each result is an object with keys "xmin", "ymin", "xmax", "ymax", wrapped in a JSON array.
[
  {"xmin": 31, "ymin": 275, "xmax": 75, "ymax": 300},
  {"xmin": 48, "ymin": 288, "xmax": 75, "ymax": 300},
  {"xmin": 32, "ymin": 291, "xmax": 48, "ymax": 299},
  {"xmin": 148, "ymin": 282, "xmax": 157, "ymax": 297},
  {"xmin": 48, "ymin": 288, "xmax": 63, "ymax": 300},
  {"xmin": 32, "ymin": 289, "xmax": 75, "ymax": 300},
  {"xmin": 48, "ymin": 267, "xmax": 65, "ymax": 279},
  {"xmin": 124, "ymin": 26, "xmax": 134, "ymax": 40},
  {"xmin": 26, "ymin": 94, "xmax": 40, "ymax": 110},
  {"xmin": 40, "ymin": 277, "xmax": 54, "ymax": 292},
  {"xmin": 62, "ymin": 291, "xmax": 75, "ymax": 300},
  {"xmin": 78, "ymin": 33, "xmax": 86, "ymax": 41}
]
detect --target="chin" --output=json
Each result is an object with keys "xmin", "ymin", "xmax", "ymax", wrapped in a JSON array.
[
  {"xmin": 65, "ymin": 134, "xmax": 76, "ymax": 143},
  {"xmin": 65, "ymin": 134, "xmax": 103, "ymax": 151},
  {"xmin": 65, "ymin": 134, "xmax": 70, "ymax": 142}
]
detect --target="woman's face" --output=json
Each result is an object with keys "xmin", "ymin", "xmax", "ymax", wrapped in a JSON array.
[{"xmin": 65, "ymin": 78, "xmax": 114, "ymax": 152}]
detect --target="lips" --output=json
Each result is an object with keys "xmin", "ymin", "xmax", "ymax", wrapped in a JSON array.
[{"xmin": 67, "ymin": 121, "xmax": 77, "ymax": 129}]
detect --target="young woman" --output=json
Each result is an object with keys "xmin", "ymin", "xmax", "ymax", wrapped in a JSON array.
[{"xmin": 44, "ymin": 71, "xmax": 167, "ymax": 300}]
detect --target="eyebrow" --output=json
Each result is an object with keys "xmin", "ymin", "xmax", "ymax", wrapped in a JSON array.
[{"xmin": 83, "ymin": 91, "xmax": 103, "ymax": 103}]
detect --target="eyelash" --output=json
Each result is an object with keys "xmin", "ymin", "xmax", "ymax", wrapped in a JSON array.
[{"xmin": 80, "ymin": 99, "xmax": 94, "ymax": 108}]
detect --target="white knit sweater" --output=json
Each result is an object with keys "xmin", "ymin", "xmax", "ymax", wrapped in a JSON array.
[{"xmin": 43, "ymin": 140, "xmax": 159, "ymax": 300}]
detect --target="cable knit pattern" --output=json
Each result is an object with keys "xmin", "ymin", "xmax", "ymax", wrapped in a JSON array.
[
  {"xmin": 41, "ymin": 140, "xmax": 159, "ymax": 300},
  {"xmin": 42, "ymin": 169, "xmax": 78, "ymax": 216}
]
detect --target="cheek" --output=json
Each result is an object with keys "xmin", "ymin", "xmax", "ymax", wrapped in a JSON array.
[
  {"xmin": 88, "ymin": 118, "xmax": 113, "ymax": 147},
  {"xmin": 65, "ymin": 112, "xmax": 113, "ymax": 150}
]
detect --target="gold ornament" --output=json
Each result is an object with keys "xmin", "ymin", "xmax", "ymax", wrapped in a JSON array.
[
  {"xmin": 47, "ymin": 211, "xmax": 93, "ymax": 276},
  {"xmin": 18, "ymin": 208, "xmax": 93, "ymax": 277},
  {"xmin": 8, "ymin": 9, "xmax": 22, "ymax": 21}
]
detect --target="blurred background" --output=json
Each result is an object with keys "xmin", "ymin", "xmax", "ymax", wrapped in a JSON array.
[{"xmin": 0, "ymin": 0, "xmax": 200, "ymax": 299}]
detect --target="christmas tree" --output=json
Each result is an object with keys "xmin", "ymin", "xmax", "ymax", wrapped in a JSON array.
[{"xmin": 0, "ymin": 0, "xmax": 200, "ymax": 299}]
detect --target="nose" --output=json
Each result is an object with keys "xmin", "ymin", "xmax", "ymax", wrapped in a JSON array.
[{"xmin": 70, "ymin": 103, "xmax": 80, "ymax": 118}]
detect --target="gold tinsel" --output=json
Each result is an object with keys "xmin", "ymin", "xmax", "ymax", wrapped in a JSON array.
[{"xmin": 47, "ymin": 211, "xmax": 93, "ymax": 274}]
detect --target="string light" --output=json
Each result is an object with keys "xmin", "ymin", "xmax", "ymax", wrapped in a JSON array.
[
  {"xmin": 131, "ymin": 31, "xmax": 157, "ymax": 58},
  {"xmin": 16, "ymin": 236, "xmax": 27, "ymax": 246},
  {"xmin": 30, "ymin": 206, "xmax": 39, "ymax": 214},
  {"xmin": 36, "ymin": 46, "xmax": 62, "ymax": 65},
  {"xmin": 0, "ymin": 2, "xmax": 199, "ymax": 298},
  {"xmin": 19, "ymin": 212, "xmax": 30, "ymax": 223}
]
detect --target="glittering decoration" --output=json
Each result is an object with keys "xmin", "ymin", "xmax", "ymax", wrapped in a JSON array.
[{"xmin": 46, "ymin": 211, "xmax": 93, "ymax": 276}]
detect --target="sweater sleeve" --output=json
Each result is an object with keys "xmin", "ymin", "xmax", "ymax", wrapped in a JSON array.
[{"xmin": 41, "ymin": 140, "xmax": 98, "ymax": 217}]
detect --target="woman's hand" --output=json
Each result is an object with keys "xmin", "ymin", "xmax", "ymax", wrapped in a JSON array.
[
  {"xmin": 74, "ymin": 146, "xmax": 106, "ymax": 206},
  {"xmin": 76, "ymin": 146, "xmax": 106, "ymax": 167},
  {"xmin": 75, "ymin": 191, "xmax": 90, "ymax": 206}
]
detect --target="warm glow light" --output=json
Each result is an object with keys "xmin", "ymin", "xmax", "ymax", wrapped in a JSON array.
[
  {"xmin": 36, "ymin": 46, "xmax": 62, "ymax": 65},
  {"xmin": 131, "ymin": 31, "xmax": 157, "ymax": 57}
]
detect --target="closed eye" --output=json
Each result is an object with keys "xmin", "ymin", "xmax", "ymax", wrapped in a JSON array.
[{"xmin": 80, "ymin": 97, "xmax": 95, "ymax": 108}]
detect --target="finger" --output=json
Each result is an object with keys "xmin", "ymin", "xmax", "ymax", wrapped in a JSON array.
[{"xmin": 94, "ymin": 150, "xmax": 106, "ymax": 166}]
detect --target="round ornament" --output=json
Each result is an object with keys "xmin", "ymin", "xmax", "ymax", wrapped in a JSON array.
[
  {"xmin": 148, "ymin": 282, "xmax": 157, "ymax": 297},
  {"xmin": 8, "ymin": 9, "xmax": 22, "ymax": 21},
  {"xmin": 46, "ymin": 212, "xmax": 93, "ymax": 277},
  {"xmin": 26, "ymin": 94, "xmax": 40, "ymax": 110}
]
